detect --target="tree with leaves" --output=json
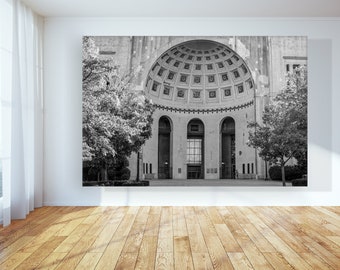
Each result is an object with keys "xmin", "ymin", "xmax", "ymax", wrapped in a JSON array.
[
  {"xmin": 82, "ymin": 37, "xmax": 154, "ymax": 182},
  {"xmin": 248, "ymin": 67, "xmax": 307, "ymax": 186}
]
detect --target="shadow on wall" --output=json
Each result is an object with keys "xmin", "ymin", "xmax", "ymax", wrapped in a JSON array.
[{"xmin": 308, "ymin": 39, "xmax": 332, "ymax": 191}]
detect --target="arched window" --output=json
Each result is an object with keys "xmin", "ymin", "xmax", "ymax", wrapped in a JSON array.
[
  {"xmin": 187, "ymin": 119, "xmax": 204, "ymax": 179},
  {"xmin": 220, "ymin": 117, "xmax": 236, "ymax": 179},
  {"xmin": 158, "ymin": 116, "xmax": 172, "ymax": 179}
]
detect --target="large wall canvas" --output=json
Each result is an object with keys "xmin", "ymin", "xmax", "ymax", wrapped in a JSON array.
[{"xmin": 82, "ymin": 36, "xmax": 307, "ymax": 187}]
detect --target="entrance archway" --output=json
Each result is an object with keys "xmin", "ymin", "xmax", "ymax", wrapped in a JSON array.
[
  {"xmin": 144, "ymin": 39, "xmax": 255, "ymax": 181},
  {"xmin": 187, "ymin": 119, "xmax": 204, "ymax": 179},
  {"xmin": 158, "ymin": 116, "xmax": 172, "ymax": 179},
  {"xmin": 220, "ymin": 117, "xmax": 235, "ymax": 179}
]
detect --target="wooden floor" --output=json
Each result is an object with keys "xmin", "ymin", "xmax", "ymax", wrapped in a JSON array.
[{"xmin": 0, "ymin": 206, "xmax": 339, "ymax": 270}]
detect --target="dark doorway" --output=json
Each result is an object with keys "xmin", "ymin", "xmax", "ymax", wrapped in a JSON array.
[
  {"xmin": 158, "ymin": 116, "xmax": 172, "ymax": 179},
  {"xmin": 187, "ymin": 119, "xmax": 204, "ymax": 179},
  {"xmin": 221, "ymin": 117, "xmax": 235, "ymax": 179}
]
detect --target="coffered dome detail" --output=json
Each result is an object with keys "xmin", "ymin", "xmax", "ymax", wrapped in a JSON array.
[{"xmin": 145, "ymin": 39, "xmax": 254, "ymax": 109}]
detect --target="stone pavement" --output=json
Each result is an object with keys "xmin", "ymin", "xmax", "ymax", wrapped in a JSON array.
[{"xmin": 148, "ymin": 178, "xmax": 292, "ymax": 186}]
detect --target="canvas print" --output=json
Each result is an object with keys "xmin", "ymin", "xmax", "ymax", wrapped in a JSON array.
[{"xmin": 82, "ymin": 36, "xmax": 307, "ymax": 187}]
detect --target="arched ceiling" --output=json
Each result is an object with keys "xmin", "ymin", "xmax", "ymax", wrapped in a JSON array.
[{"xmin": 145, "ymin": 40, "xmax": 254, "ymax": 109}]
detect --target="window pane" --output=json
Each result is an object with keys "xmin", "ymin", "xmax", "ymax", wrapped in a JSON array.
[{"xmin": 187, "ymin": 138, "xmax": 202, "ymax": 164}]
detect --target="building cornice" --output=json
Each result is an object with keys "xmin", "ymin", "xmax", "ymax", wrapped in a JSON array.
[{"xmin": 154, "ymin": 100, "xmax": 254, "ymax": 114}]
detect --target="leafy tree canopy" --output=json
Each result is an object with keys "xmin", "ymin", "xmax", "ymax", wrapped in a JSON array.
[
  {"xmin": 82, "ymin": 37, "xmax": 154, "ymax": 180},
  {"xmin": 247, "ymin": 66, "xmax": 307, "ymax": 185}
]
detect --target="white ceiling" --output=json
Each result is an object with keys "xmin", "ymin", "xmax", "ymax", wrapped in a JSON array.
[{"xmin": 21, "ymin": 0, "xmax": 340, "ymax": 18}]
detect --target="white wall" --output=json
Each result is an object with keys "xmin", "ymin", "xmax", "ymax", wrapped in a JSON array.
[{"xmin": 43, "ymin": 18, "xmax": 340, "ymax": 206}]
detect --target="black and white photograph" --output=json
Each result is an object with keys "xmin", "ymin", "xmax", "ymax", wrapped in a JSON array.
[
  {"xmin": 82, "ymin": 36, "xmax": 308, "ymax": 187},
  {"xmin": 3, "ymin": 0, "xmax": 340, "ymax": 267}
]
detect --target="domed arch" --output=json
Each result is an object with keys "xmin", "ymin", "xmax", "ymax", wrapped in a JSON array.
[
  {"xmin": 187, "ymin": 118, "xmax": 205, "ymax": 179},
  {"xmin": 158, "ymin": 115, "xmax": 173, "ymax": 132},
  {"xmin": 220, "ymin": 116, "xmax": 235, "ymax": 134},
  {"xmin": 145, "ymin": 39, "xmax": 255, "ymax": 110},
  {"xmin": 220, "ymin": 117, "xmax": 236, "ymax": 179},
  {"xmin": 158, "ymin": 116, "xmax": 173, "ymax": 179}
]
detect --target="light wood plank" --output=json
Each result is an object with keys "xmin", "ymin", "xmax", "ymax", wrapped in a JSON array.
[
  {"xmin": 75, "ymin": 253, "xmax": 102, "ymax": 270},
  {"xmin": 157, "ymin": 207, "xmax": 174, "ymax": 254},
  {"xmin": 54, "ymin": 218, "xmax": 85, "ymax": 237},
  {"xmin": 245, "ymin": 210, "xmax": 313, "ymax": 270},
  {"xmin": 264, "ymin": 207, "xmax": 340, "ymax": 256},
  {"xmin": 135, "ymin": 236, "xmax": 158, "ymax": 269},
  {"xmin": 53, "ymin": 224, "xmax": 91, "ymax": 253},
  {"xmin": 192, "ymin": 253, "xmax": 214, "ymax": 270},
  {"xmin": 115, "ymin": 253, "xmax": 138, "ymax": 270},
  {"xmin": 301, "ymin": 236, "xmax": 340, "ymax": 269},
  {"xmin": 262, "ymin": 252, "xmax": 294, "ymax": 270},
  {"xmin": 81, "ymin": 206, "xmax": 110, "ymax": 225},
  {"xmin": 227, "ymin": 206, "xmax": 250, "ymax": 225},
  {"xmin": 144, "ymin": 213, "xmax": 161, "ymax": 237},
  {"xmin": 204, "ymin": 235, "xmax": 234, "ymax": 270},
  {"xmin": 15, "ymin": 236, "xmax": 66, "ymax": 270},
  {"xmin": 0, "ymin": 252, "xmax": 32, "ymax": 270},
  {"xmin": 0, "ymin": 236, "xmax": 34, "ymax": 264},
  {"xmin": 0, "ymin": 207, "xmax": 60, "ymax": 250},
  {"xmin": 157, "ymin": 237, "xmax": 173, "ymax": 253},
  {"xmin": 173, "ymin": 207, "xmax": 188, "ymax": 237},
  {"xmin": 159, "ymin": 207, "xmax": 173, "ymax": 238},
  {"xmin": 1, "ymin": 206, "xmax": 339, "ymax": 270},
  {"xmin": 36, "ymin": 252, "xmax": 68, "ymax": 270},
  {"xmin": 95, "ymin": 212, "xmax": 138, "ymax": 270},
  {"xmin": 214, "ymin": 224, "xmax": 242, "ymax": 252},
  {"xmin": 18, "ymin": 221, "xmax": 68, "ymax": 253},
  {"xmin": 228, "ymin": 252, "xmax": 254, "ymax": 270},
  {"xmin": 55, "ymin": 234, "xmax": 98, "ymax": 270},
  {"xmin": 206, "ymin": 207, "xmax": 224, "ymax": 224},
  {"xmin": 55, "ymin": 208, "xmax": 126, "ymax": 269},
  {"xmin": 314, "ymin": 206, "xmax": 340, "ymax": 221},
  {"xmin": 149, "ymin": 206, "xmax": 162, "ymax": 215},
  {"xmin": 174, "ymin": 236, "xmax": 194, "ymax": 270},
  {"xmin": 55, "ymin": 207, "xmax": 118, "ymax": 254},
  {"xmin": 222, "ymin": 214, "xmax": 273, "ymax": 270},
  {"xmin": 88, "ymin": 215, "xmax": 121, "ymax": 253},
  {"xmin": 184, "ymin": 206, "xmax": 198, "ymax": 225},
  {"xmin": 195, "ymin": 207, "xmax": 217, "ymax": 238},
  {"xmin": 23, "ymin": 207, "xmax": 74, "ymax": 237},
  {"xmin": 187, "ymin": 223, "xmax": 208, "ymax": 253},
  {"xmin": 134, "ymin": 206, "xmax": 150, "ymax": 224},
  {"xmin": 299, "ymin": 252, "xmax": 334, "ymax": 270},
  {"xmin": 327, "ymin": 235, "xmax": 340, "ymax": 246},
  {"xmin": 241, "ymin": 223, "xmax": 276, "ymax": 253},
  {"xmin": 122, "ymin": 222, "xmax": 146, "ymax": 253},
  {"xmin": 155, "ymin": 252, "xmax": 174, "ymax": 270}
]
